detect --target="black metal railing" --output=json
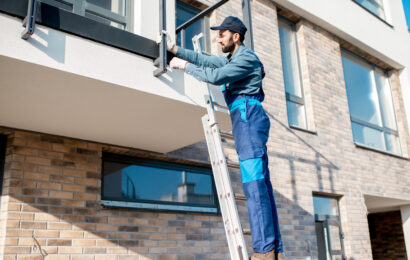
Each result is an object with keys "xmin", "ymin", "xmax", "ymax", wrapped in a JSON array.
[{"xmin": 154, "ymin": 0, "xmax": 230, "ymax": 77}]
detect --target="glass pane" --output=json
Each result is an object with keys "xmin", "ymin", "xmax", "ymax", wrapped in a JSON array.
[
  {"xmin": 374, "ymin": 68, "xmax": 397, "ymax": 130},
  {"xmin": 351, "ymin": 122, "xmax": 385, "ymax": 150},
  {"xmin": 342, "ymin": 52, "xmax": 383, "ymax": 126},
  {"xmin": 315, "ymin": 222, "xmax": 328, "ymax": 260},
  {"xmin": 86, "ymin": 0, "xmax": 126, "ymax": 16},
  {"xmin": 85, "ymin": 12, "xmax": 125, "ymax": 29},
  {"xmin": 286, "ymin": 101, "xmax": 307, "ymax": 129},
  {"xmin": 176, "ymin": 2, "xmax": 204, "ymax": 51},
  {"xmin": 313, "ymin": 196, "xmax": 339, "ymax": 216},
  {"xmin": 385, "ymin": 133, "xmax": 401, "ymax": 154},
  {"xmin": 355, "ymin": 0, "xmax": 385, "ymax": 19},
  {"xmin": 278, "ymin": 20, "xmax": 303, "ymax": 98},
  {"xmin": 323, "ymin": 225, "xmax": 332, "ymax": 260},
  {"xmin": 103, "ymin": 161, "xmax": 215, "ymax": 206},
  {"xmin": 39, "ymin": 0, "xmax": 73, "ymax": 11},
  {"xmin": 328, "ymin": 219, "xmax": 342, "ymax": 252}
]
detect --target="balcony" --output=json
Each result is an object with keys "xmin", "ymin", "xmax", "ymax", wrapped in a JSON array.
[{"xmin": 0, "ymin": 0, "xmax": 230, "ymax": 153}]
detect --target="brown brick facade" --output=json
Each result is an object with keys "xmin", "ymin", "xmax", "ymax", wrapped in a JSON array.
[
  {"xmin": 1, "ymin": 0, "xmax": 410, "ymax": 259},
  {"xmin": 368, "ymin": 211, "xmax": 408, "ymax": 260}
]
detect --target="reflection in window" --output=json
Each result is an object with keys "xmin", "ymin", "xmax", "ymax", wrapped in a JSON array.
[
  {"xmin": 278, "ymin": 18, "xmax": 307, "ymax": 129},
  {"xmin": 313, "ymin": 195, "xmax": 345, "ymax": 260},
  {"xmin": 354, "ymin": 0, "xmax": 386, "ymax": 20},
  {"xmin": 39, "ymin": 0, "xmax": 129, "ymax": 30},
  {"xmin": 102, "ymin": 154, "xmax": 218, "ymax": 213},
  {"xmin": 176, "ymin": 1, "xmax": 207, "ymax": 51},
  {"xmin": 341, "ymin": 51, "xmax": 401, "ymax": 155}
]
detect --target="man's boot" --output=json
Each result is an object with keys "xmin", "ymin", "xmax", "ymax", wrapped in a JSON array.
[
  {"xmin": 249, "ymin": 250, "xmax": 275, "ymax": 260},
  {"xmin": 275, "ymin": 252, "xmax": 285, "ymax": 260}
]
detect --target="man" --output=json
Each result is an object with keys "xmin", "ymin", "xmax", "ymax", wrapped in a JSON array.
[{"xmin": 166, "ymin": 16, "xmax": 284, "ymax": 260}]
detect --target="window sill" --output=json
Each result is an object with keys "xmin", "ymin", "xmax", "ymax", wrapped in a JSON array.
[
  {"xmin": 0, "ymin": 0, "xmax": 158, "ymax": 59},
  {"xmin": 289, "ymin": 125, "xmax": 318, "ymax": 135},
  {"xmin": 101, "ymin": 200, "xmax": 219, "ymax": 214},
  {"xmin": 354, "ymin": 142, "xmax": 409, "ymax": 160},
  {"xmin": 351, "ymin": 0, "xmax": 394, "ymax": 28}
]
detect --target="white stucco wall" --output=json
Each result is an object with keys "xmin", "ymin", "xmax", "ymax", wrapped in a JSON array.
[{"xmin": 0, "ymin": 11, "xmax": 229, "ymax": 153}]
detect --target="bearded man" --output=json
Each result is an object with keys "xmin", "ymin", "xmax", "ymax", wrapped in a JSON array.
[{"xmin": 167, "ymin": 16, "xmax": 284, "ymax": 260}]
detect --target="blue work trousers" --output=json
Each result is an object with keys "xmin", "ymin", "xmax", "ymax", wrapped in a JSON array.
[{"xmin": 225, "ymin": 93, "xmax": 283, "ymax": 253}]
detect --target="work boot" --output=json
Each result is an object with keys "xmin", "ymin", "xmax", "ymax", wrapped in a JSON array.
[
  {"xmin": 275, "ymin": 252, "xmax": 285, "ymax": 260},
  {"xmin": 249, "ymin": 250, "xmax": 275, "ymax": 260}
]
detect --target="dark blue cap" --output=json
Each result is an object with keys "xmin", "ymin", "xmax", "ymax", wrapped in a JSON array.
[{"xmin": 210, "ymin": 16, "xmax": 247, "ymax": 36}]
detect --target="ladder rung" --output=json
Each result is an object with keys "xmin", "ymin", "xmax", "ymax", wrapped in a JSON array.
[
  {"xmin": 213, "ymin": 102, "xmax": 228, "ymax": 110},
  {"xmin": 226, "ymin": 162, "xmax": 240, "ymax": 169},
  {"xmin": 220, "ymin": 130, "xmax": 233, "ymax": 138},
  {"xmin": 234, "ymin": 193, "xmax": 246, "ymax": 201},
  {"xmin": 243, "ymin": 229, "xmax": 251, "ymax": 236}
]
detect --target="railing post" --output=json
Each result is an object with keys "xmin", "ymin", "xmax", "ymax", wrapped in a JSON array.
[
  {"xmin": 181, "ymin": 28, "xmax": 186, "ymax": 49},
  {"xmin": 21, "ymin": 0, "xmax": 37, "ymax": 40},
  {"xmin": 153, "ymin": 0, "xmax": 167, "ymax": 77}
]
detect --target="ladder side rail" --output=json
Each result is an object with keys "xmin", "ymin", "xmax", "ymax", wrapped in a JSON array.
[
  {"xmin": 202, "ymin": 115, "xmax": 248, "ymax": 260},
  {"xmin": 193, "ymin": 33, "xmax": 248, "ymax": 260},
  {"xmin": 209, "ymin": 121, "xmax": 248, "ymax": 257}
]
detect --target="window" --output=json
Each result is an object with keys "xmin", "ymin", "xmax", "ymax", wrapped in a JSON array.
[
  {"xmin": 102, "ymin": 153, "xmax": 218, "ymax": 213},
  {"xmin": 278, "ymin": 18, "xmax": 308, "ymax": 130},
  {"xmin": 313, "ymin": 195, "xmax": 345, "ymax": 260},
  {"xmin": 341, "ymin": 50, "xmax": 401, "ymax": 155},
  {"xmin": 39, "ymin": 0, "xmax": 131, "ymax": 30},
  {"xmin": 0, "ymin": 135, "xmax": 6, "ymax": 198},
  {"xmin": 176, "ymin": 1, "xmax": 209, "ymax": 51},
  {"xmin": 354, "ymin": 0, "xmax": 386, "ymax": 21}
]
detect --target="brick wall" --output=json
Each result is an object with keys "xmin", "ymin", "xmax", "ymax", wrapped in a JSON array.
[
  {"xmin": 1, "ymin": 0, "xmax": 410, "ymax": 259},
  {"xmin": 0, "ymin": 129, "xmax": 243, "ymax": 259},
  {"xmin": 368, "ymin": 211, "xmax": 408, "ymax": 260}
]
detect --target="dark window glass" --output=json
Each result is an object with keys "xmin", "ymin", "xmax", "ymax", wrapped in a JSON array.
[
  {"xmin": 313, "ymin": 195, "xmax": 345, "ymax": 260},
  {"xmin": 354, "ymin": 0, "xmax": 386, "ymax": 20},
  {"xmin": 176, "ymin": 1, "xmax": 205, "ymax": 51},
  {"xmin": 102, "ymin": 154, "xmax": 218, "ymax": 213},
  {"xmin": 86, "ymin": 0, "xmax": 126, "ymax": 16},
  {"xmin": 39, "ymin": 0, "xmax": 73, "ymax": 11},
  {"xmin": 39, "ymin": 0, "xmax": 128, "ymax": 30},
  {"xmin": 85, "ymin": 11, "xmax": 125, "ymax": 30}
]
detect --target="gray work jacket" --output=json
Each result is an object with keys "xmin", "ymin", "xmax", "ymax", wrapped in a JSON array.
[{"xmin": 175, "ymin": 44, "xmax": 265, "ymax": 96}]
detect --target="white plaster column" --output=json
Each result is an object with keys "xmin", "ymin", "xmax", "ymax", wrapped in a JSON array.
[{"xmin": 400, "ymin": 205, "xmax": 410, "ymax": 260}]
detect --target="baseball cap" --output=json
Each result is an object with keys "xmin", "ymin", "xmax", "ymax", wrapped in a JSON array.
[{"xmin": 210, "ymin": 16, "xmax": 247, "ymax": 36}]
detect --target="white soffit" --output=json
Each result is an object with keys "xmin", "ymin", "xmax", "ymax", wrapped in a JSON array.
[
  {"xmin": 0, "ymin": 55, "xmax": 231, "ymax": 153},
  {"xmin": 365, "ymin": 194, "xmax": 410, "ymax": 214}
]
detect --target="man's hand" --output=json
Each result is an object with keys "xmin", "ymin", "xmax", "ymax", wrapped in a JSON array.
[
  {"xmin": 170, "ymin": 57, "xmax": 188, "ymax": 70},
  {"xmin": 156, "ymin": 31, "xmax": 177, "ymax": 53}
]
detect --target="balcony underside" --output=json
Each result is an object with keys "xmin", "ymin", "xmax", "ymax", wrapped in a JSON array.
[{"xmin": 0, "ymin": 55, "xmax": 231, "ymax": 153}]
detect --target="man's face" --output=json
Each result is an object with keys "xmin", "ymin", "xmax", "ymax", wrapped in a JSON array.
[{"xmin": 218, "ymin": 30, "xmax": 236, "ymax": 53}]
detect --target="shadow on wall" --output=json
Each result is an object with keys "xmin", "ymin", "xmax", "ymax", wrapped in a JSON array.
[
  {"xmin": 168, "ymin": 112, "xmax": 344, "ymax": 259},
  {"xmin": 1, "ymin": 106, "xmax": 345, "ymax": 259},
  {"xmin": 26, "ymin": 4, "xmax": 66, "ymax": 63},
  {"xmin": 265, "ymin": 111, "xmax": 340, "ymax": 199}
]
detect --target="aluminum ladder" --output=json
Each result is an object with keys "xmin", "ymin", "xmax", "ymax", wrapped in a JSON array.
[{"xmin": 192, "ymin": 33, "xmax": 249, "ymax": 260}]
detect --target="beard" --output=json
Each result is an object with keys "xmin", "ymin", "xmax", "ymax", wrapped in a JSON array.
[{"xmin": 222, "ymin": 37, "xmax": 235, "ymax": 53}]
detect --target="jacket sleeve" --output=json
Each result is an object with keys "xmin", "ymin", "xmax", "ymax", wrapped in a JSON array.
[
  {"xmin": 176, "ymin": 47, "xmax": 228, "ymax": 68},
  {"xmin": 185, "ymin": 55, "xmax": 257, "ymax": 85}
]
